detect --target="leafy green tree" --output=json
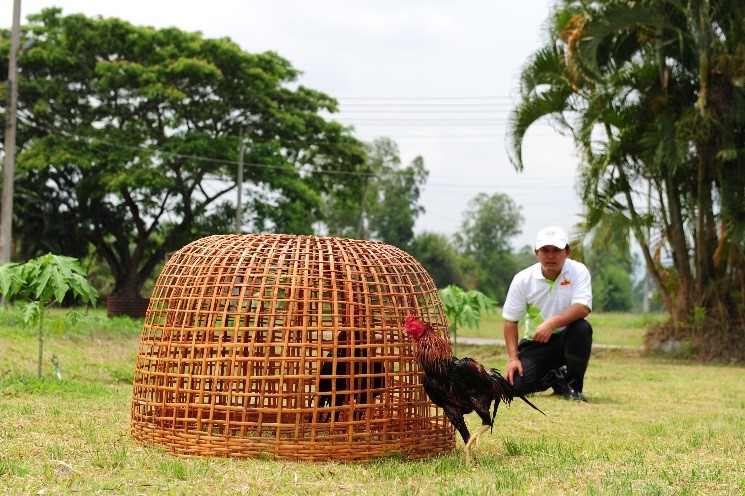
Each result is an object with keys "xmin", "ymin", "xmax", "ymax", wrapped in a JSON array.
[
  {"xmin": 508, "ymin": 0, "xmax": 745, "ymax": 357},
  {"xmin": 594, "ymin": 265, "xmax": 633, "ymax": 311},
  {"xmin": 367, "ymin": 154, "xmax": 427, "ymax": 249},
  {"xmin": 408, "ymin": 231, "xmax": 464, "ymax": 288},
  {"xmin": 574, "ymin": 232, "xmax": 634, "ymax": 312},
  {"xmin": 324, "ymin": 137, "xmax": 427, "ymax": 249},
  {"xmin": 511, "ymin": 244, "xmax": 538, "ymax": 273},
  {"xmin": 0, "ymin": 254, "xmax": 98, "ymax": 378},
  {"xmin": 454, "ymin": 192, "xmax": 523, "ymax": 300},
  {"xmin": 503, "ymin": 241, "xmax": 634, "ymax": 312},
  {"xmin": 439, "ymin": 284, "xmax": 496, "ymax": 354},
  {"xmin": 1, "ymin": 8, "xmax": 366, "ymax": 298}
]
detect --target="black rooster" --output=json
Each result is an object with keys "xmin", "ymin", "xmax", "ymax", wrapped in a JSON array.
[
  {"xmin": 313, "ymin": 330, "xmax": 385, "ymax": 422},
  {"xmin": 404, "ymin": 315, "xmax": 544, "ymax": 463}
]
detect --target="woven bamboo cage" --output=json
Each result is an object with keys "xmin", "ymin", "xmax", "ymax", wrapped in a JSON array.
[{"xmin": 131, "ymin": 234, "xmax": 455, "ymax": 461}]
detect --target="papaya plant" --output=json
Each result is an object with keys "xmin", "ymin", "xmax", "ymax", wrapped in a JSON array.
[
  {"xmin": 438, "ymin": 284, "xmax": 496, "ymax": 354},
  {"xmin": 0, "ymin": 254, "xmax": 98, "ymax": 378}
]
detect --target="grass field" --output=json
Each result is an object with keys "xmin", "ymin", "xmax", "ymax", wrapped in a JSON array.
[{"xmin": 1, "ymin": 309, "xmax": 743, "ymax": 495}]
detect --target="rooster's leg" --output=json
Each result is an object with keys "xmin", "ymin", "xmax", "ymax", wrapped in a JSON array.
[{"xmin": 463, "ymin": 424, "xmax": 491, "ymax": 464}]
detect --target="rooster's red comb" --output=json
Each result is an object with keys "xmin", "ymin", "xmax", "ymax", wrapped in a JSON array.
[{"xmin": 404, "ymin": 315, "xmax": 429, "ymax": 337}]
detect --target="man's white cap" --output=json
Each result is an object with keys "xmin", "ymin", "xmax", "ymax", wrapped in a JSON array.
[{"xmin": 535, "ymin": 226, "xmax": 568, "ymax": 250}]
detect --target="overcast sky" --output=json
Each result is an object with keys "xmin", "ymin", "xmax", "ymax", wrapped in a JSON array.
[{"xmin": 2, "ymin": 0, "xmax": 581, "ymax": 249}]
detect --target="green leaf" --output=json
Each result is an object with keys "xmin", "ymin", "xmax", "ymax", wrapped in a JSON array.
[
  {"xmin": 65, "ymin": 309, "xmax": 94, "ymax": 329},
  {"xmin": 0, "ymin": 263, "xmax": 23, "ymax": 299},
  {"xmin": 21, "ymin": 301, "xmax": 42, "ymax": 328},
  {"xmin": 438, "ymin": 284, "xmax": 496, "ymax": 332},
  {"xmin": 27, "ymin": 255, "xmax": 62, "ymax": 303},
  {"xmin": 5, "ymin": 254, "xmax": 98, "ymax": 307},
  {"xmin": 69, "ymin": 273, "xmax": 99, "ymax": 306}
]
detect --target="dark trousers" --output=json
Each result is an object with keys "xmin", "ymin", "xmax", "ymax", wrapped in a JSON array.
[{"xmin": 511, "ymin": 319, "xmax": 593, "ymax": 394}]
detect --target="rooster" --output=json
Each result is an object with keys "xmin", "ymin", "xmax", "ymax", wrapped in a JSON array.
[
  {"xmin": 404, "ymin": 315, "xmax": 544, "ymax": 463},
  {"xmin": 314, "ymin": 330, "xmax": 385, "ymax": 422}
]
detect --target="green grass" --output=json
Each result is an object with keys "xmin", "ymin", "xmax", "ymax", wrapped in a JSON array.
[
  {"xmin": 455, "ymin": 310, "xmax": 668, "ymax": 348},
  {"xmin": 1, "ymin": 308, "xmax": 743, "ymax": 495}
]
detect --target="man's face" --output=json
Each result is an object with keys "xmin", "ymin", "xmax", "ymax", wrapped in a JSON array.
[{"xmin": 535, "ymin": 245, "xmax": 570, "ymax": 274}]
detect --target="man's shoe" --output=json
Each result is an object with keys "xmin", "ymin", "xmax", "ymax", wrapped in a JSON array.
[
  {"xmin": 565, "ymin": 389, "xmax": 588, "ymax": 402},
  {"xmin": 541, "ymin": 366, "xmax": 567, "ymax": 395},
  {"xmin": 557, "ymin": 378, "xmax": 588, "ymax": 402},
  {"xmin": 550, "ymin": 367, "xmax": 567, "ymax": 395}
]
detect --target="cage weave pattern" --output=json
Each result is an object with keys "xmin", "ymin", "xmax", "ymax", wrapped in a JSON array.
[{"xmin": 131, "ymin": 234, "xmax": 455, "ymax": 461}]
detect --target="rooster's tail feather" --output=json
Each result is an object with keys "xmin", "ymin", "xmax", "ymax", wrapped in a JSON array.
[{"xmin": 488, "ymin": 368, "xmax": 546, "ymax": 417}]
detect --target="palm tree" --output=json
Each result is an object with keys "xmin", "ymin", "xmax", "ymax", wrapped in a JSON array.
[{"xmin": 508, "ymin": 0, "xmax": 745, "ymax": 357}]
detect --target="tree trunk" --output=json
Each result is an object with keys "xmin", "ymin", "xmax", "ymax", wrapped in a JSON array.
[
  {"xmin": 37, "ymin": 324, "xmax": 43, "ymax": 379},
  {"xmin": 695, "ymin": 152, "xmax": 712, "ymax": 301},
  {"xmin": 108, "ymin": 267, "xmax": 150, "ymax": 317},
  {"xmin": 107, "ymin": 295, "xmax": 150, "ymax": 318},
  {"xmin": 615, "ymin": 165, "xmax": 675, "ymax": 314},
  {"xmin": 663, "ymin": 166, "xmax": 694, "ymax": 320},
  {"xmin": 112, "ymin": 270, "xmax": 146, "ymax": 299}
]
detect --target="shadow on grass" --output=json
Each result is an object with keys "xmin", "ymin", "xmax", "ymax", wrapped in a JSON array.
[{"xmin": 526, "ymin": 391, "xmax": 623, "ymax": 406}]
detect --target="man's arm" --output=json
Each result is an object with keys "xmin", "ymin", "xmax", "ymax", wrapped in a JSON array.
[
  {"xmin": 503, "ymin": 320, "xmax": 522, "ymax": 384},
  {"xmin": 542, "ymin": 303, "xmax": 590, "ymax": 330},
  {"xmin": 531, "ymin": 303, "xmax": 590, "ymax": 343},
  {"xmin": 504, "ymin": 320, "xmax": 520, "ymax": 360}
]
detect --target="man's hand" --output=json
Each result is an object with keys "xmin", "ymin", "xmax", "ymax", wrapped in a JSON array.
[
  {"xmin": 532, "ymin": 304, "xmax": 590, "ymax": 343},
  {"xmin": 505, "ymin": 358, "xmax": 523, "ymax": 385},
  {"xmin": 532, "ymin": 321, "xmax": 554, "ymax": 343}
]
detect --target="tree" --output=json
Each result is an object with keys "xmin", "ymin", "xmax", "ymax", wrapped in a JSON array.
[
  {"xmin": 595, "ymin": 265, "xmax": 633, "ymax": 311},
  {"xmin": 582, "ymin": 244, "xmax": 634, "ymax": 312},
  {"xmin": 408, "ymin": 231, "xmax": 464, "ymax": 288},
  {"xmin": 571, "ymin": 225, "xmax": 635, "ymax": 312},
  {"xmin": 511, "ymin": 244, "xmax": 538, "ymax": 273},
  {"xmin": 454, "ymin": 192, "xmax": 523, "ymax": 300},
  {"xmin": 0, "ymin": 8, "xmax": 366, "ymax": 298},
  {"xmin": 508, "ymin": 0, "xmax": 745, "ymax": 359},
  {"xmin": 366, "ymin": 153, "xmax": 427, "ymax": 249},
  {"xmin": 0, "ymin": 254, "xmax": 98, "ymax": 378},
  {"xmin": 323, "ymin": 137, "xmax": 428, "ymax": 249}
]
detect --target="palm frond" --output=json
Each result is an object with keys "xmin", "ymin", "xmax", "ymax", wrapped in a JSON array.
[{"xmin": 508, "ymin": 44, "xmax": 578, "ymax": 170}]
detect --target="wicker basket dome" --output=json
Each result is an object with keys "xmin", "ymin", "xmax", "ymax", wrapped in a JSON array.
[{"xmin": 131, "ymin": 234, "xmax": 455, "ymax": 461}]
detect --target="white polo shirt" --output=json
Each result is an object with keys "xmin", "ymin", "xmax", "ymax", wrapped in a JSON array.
[{"xmin": 502, "ymin": 258, "xmax": 592, "ymax": 340}]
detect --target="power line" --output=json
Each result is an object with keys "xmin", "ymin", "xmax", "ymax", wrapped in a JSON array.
[
  {"xmin": 352, "ymin": 131, "xmax": 565, "ymax": 138},
  {"xmin": 17, "ymin": 118, "xmax": 575, "ymax": 192},
  {"xmin": 340, "ymin": 103, "xmax": 516, "ymax": 109},
  {"xmin": 16, "ymin": 118, "xmax": 438, "ymax": 179},
  {"xmin": 16, "ymin": 86, "xmax": 561, "ymax": 135},
  {"xmin": 336, "ymin": 96, "xmax": 517, "ymax": 100},
  {"xmin": 340, "ymin": 109, "xmax": 514, "ymax": 114},
  {"xmin": 338, "ymin": 118, "xmax": 510, "ymax": 124}
]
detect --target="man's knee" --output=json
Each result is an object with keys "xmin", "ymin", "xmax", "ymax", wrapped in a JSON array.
[
  {"xmin": 567, "ymin": 318, "xmax": 593, "ymax": 339},
  {"xmin": 511, "ymin": 373, "xmax": 543, "ymax": 395},
  {"xmin": 564, "ymin": 318, "xmax": 593, "ymax": 357}
]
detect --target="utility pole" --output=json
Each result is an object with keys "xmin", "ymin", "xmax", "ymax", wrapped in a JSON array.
[
  {"xmin": 356, "ymin": 164, "xmax": 374, "ymax": 240},
  {"xmin": 1, "ymin": 0, "xmax": 22, "ymax": 264},
  {"xmin": 356, "ymin": 174, "xmax": 369, "ymax": 239},
  {"xmin": 235, "ymin": 127, "xmax": 244, "ymax": 234}
]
